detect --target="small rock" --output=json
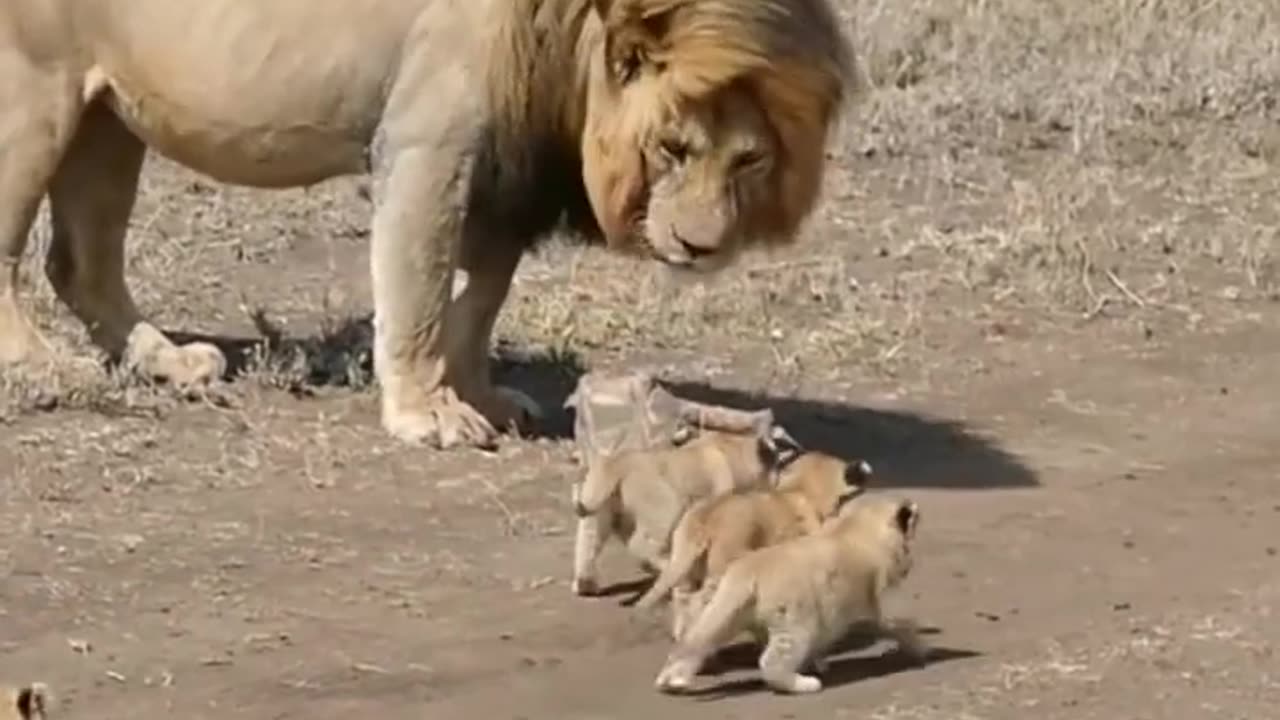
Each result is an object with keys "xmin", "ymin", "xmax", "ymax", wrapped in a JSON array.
[{"xmin": 119, "ymin": 534, "xmax": 144, "ymax": 553}]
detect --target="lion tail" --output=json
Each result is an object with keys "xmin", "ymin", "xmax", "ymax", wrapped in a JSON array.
[{"xmin": 635, "ymin": 506, "xmax": 711, "ymax": 609}]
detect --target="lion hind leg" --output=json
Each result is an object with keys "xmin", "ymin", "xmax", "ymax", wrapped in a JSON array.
[
  {"xmin": 0, "ymin": 65, "xmax": 85, "ymax": 367},
  {"xmin": 759, "ymin": 624, "xmax": 824, "ymax": 694},
  {"xmin": 635, "ymin": 520, "xmax": 705, "ymax": 610},
  {"xmin": 880, "ymin": 616, "xmax": 930, "ymax": 664},
  {"xmin": 45, "ymin": 101, "xmax": 226, "ymax": 388},
  {"xmin": 654, "ymin": 570, "xmax": 753, "ymax": 693}
]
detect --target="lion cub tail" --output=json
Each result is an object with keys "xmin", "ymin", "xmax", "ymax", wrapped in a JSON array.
[{"xmin": 635, "ymin": 504, "xmax": 713, "ymax": 609}]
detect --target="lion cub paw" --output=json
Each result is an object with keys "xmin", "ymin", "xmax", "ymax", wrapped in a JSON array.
[
  {"xmin": 654, "ymin": 660, "xmax": 697, "ymax": 694},
  {"xmin": 571, "ymin": 576, "xmax": 600, "ymax": 597},
  {"xmin": 768, "ymin": 673, "xmax": 822, "ymax": 694},
  {"xmin": 382, "ymin": 388, "xmax": 500, "ymax": 450},
  {"xmin": 124, "ymin": 324, "xmax": 227, "ymax": 388}
]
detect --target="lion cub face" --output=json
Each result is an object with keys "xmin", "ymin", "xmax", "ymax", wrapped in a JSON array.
[
  {"xmin": 3, "ymin": 684, "xmax": 48, "ymax": 720},
  {"xmin": 775, "ymin": 452, "xmax": 873, "ymax": 516}
]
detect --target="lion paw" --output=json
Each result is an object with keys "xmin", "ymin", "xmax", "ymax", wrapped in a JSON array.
[
  {"xmin": 0, "ymin": 303, "xmax": 55, "ymax": 366},
  {"xmin": 382, "ymin": 387, "xmax": 500, "ymax": 449}
]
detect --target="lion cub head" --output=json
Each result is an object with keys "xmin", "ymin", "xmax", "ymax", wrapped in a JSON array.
[
  {"xmin": 3, "ymin": 684, "xmax": 49, "ymax": 720},
  {"xmin": 832, "ymin": 493, "xmax": 921, "ymax": 587},
  {"xmin": 581, "ymin": 0, "xmax": 856, "ymax": 273},
  {"xmin": 775, "ymin": 451, "xmax": 873, "ymax": 516}
]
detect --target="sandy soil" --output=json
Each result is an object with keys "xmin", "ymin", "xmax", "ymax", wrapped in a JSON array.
[{"xmin": 3, "ymin": 1, "xmax": 1279, "ymax": 718}]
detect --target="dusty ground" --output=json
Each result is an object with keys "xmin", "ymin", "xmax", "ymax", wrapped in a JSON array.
[{"xmin": 3, "ymin": 1, "xmax": 1279, "ymax": 718}]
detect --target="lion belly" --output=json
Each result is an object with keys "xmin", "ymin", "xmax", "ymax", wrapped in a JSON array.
[{"xmin": 79, "ymin": 0, "xmax": 455, "ymax": 187}]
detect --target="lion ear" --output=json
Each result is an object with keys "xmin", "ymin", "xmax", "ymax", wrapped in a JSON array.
[{"xmin": 597, "ymin": 0, "xmax": 675, "ymax": 84}]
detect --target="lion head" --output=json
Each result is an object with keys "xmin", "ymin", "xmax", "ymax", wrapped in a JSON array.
[{"xmin": 580, "ymin": 0, "xmax": 856, "ymax": 273}]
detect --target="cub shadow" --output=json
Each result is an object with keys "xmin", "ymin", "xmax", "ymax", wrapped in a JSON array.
[
  {"xmin": 588, "ymin": 577, "xmax": 654, "ymax": 601},
  {"xmin": 682, "ymin": 625, "xmax": 980, "ymax": 700},
  {"xmin": 166, "ymin": 319, "xmax": 1038, "ymax": 490}
]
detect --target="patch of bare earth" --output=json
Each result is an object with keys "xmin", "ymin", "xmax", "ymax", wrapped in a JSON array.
[{"xmin": 3, "ymin": 1, "xmax": 1279, "ymax": 718}]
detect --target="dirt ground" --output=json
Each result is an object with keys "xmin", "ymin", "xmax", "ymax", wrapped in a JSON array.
[{"xmin": 3, "ymin": 1, "xmax": 1279, "ymax": 718}]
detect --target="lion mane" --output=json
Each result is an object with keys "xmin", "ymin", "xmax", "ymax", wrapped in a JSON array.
[{"xmin": 484, "ymin": 0, "xmax": 857, "ymax": 255}]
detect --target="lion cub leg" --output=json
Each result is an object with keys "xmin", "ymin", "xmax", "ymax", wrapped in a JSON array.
[
  {"xmin": 879, "ymin": 616, "xmax": 929, "ymax": 664},
  {"xmin": 758, "ymin": 623, "xmax": 824, "ymax": 694},
  {"xmin": 45, "ymin": 103, "xmax": 226, "ymax": 388},
  {"xmin": 669, "ymin": 585, "xmax": 696, "ymax": 641},
  {"xmin": 571, "ymin": 512, "xmax": 612, "ymax": 596}
]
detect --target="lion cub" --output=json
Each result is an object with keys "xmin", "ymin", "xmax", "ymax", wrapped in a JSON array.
[
  {"xmin": 2, "ymin": 684, "xmax": 48, "ymax": 720},
  {"xmin": 570, "ymin": 426, "xmax": 799, "ymax": 596},
  {"xmin": 654, "ymin": 494, "xmax": 926, "ymax": 695},
  {"xmin": 635, "ymin": 452, "xmax": 873, "ymax": 641}
]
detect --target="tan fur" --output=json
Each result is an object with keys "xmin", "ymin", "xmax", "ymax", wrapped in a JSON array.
[
  {"xmin": 635, "ymin": 452, "xmax": 873, "ymax": 640},
  {"xmin": 2, "ymin": 684, "xmax": 49, "ymax": 720},
  {"xmin": 654, "ymin": 494, "xmax": 926, "ymax": 695},
  {"xmin": 0, "ymin": 0, "xmax": 854, "ymax": 450},
  {"xmin": 569, "ymin": 427, "xmax": 798, "ymax": 596}
]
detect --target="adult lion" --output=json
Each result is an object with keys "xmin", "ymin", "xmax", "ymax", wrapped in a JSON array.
[{"xmin": 0, "ymin": 0, "xmax": 855, "ymax": 448}]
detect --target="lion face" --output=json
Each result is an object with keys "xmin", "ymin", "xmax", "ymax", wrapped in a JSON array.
[
  {"xmin": 633, "ymin": 87, "xmax": 780, "ymax": 272},
  {"xmin": 580, "ymin": 0, "xmax": 854, "ymax": 274}
]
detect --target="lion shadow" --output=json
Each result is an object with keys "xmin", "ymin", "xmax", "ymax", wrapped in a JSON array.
[
  {"xmin": 167, "ymin": 318, "xmax": 1038, "ymax": 491},
  {"xmin": 675, "ymin": 625, "xmax": 980, "ymax": 699},
  {"xmin": 166, "ymin": 316, "xmax": 585, "ymax": 438}
]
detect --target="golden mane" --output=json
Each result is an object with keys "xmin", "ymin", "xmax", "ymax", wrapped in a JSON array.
[
  {"xmin": 600, "ymin": 0, "xmax": 856, "ymax": 239},
  {"xmin": 484, "ymin": 0, "xmax": 857, "ymax": 245}
]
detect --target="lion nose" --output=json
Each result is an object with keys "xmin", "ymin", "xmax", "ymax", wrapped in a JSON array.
[{"xmin": 671, "ymin": 226, "xmax": 716, "ymax": 260}]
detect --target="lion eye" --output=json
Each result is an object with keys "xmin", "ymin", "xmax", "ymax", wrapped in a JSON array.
[
  {"xmin": 614, "ymin": 53, "xmax": 642, "ymax": 84},
  {"xmin": 732, "ymin": 149, "xmax": 766, "ymax": 172},
  {"xmin": 659, "ymin": 138, "xmax": 689, "ymax": 163}
]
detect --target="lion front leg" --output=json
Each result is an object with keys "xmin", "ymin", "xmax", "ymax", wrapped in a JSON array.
[
  {"xmin": 369, "ymin": 134, "xmax": 499, "ymax": 449},
  {"xmin": 444, "ymin": 235, "xmax": 542, "ymax": 434}
]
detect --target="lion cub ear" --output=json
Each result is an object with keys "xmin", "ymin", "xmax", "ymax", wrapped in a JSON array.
[
  {"xmin": 758, "ymin": 425, "xmax": 803, "ymax": 469},
  {"xmin": 15, "ymin": 683, "xmax": 49, "ymax": 720},
  {"xmin": 844, "ymin": 459, "xmax": 874, "ymax": 487},
  {"xmin": 894, "ymin": 501, "xmax": 920, "ymax": 536}
]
